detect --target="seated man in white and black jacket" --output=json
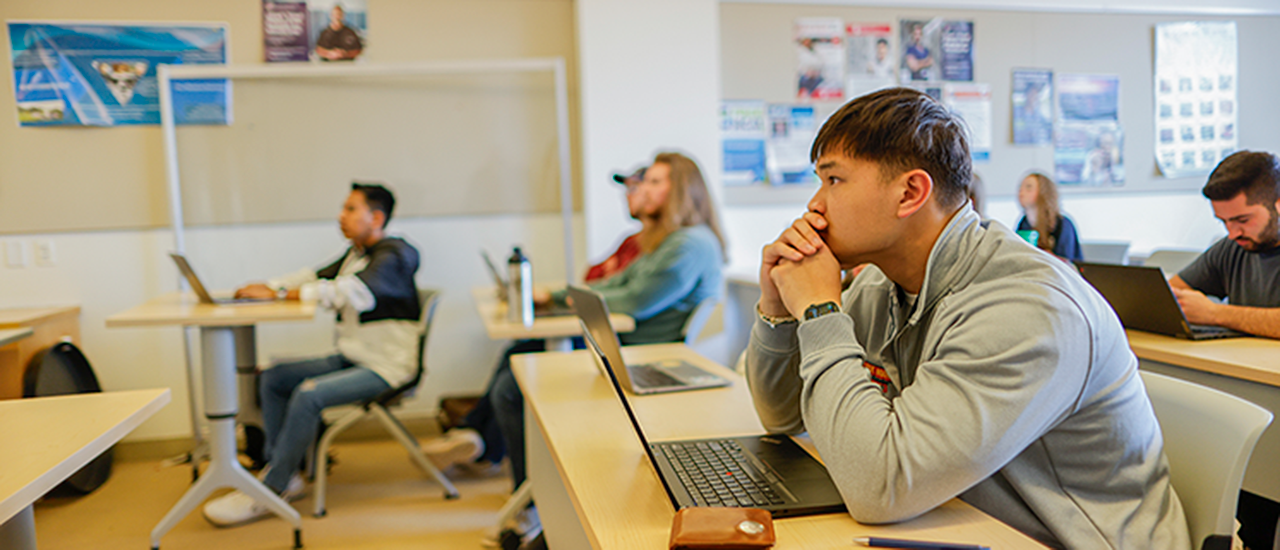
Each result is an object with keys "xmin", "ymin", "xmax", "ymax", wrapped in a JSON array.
[{"xmin": 203, "ymin": 182, "xmax": 422, "ymax": 528}]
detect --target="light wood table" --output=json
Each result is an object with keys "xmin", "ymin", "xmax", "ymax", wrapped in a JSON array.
[
  {"xmin": 107, "ymin": 293, "xmax": 317, "ymax": 549},
  {"xmin": 513, "ymin": 343, "xmax": 1048, "ymax": 550},
  {"xmin": 1129, "ymin": 329, "xmax": 1280, "ymax": 502},
  {"xmin": 0, "ymin": 388, "xmax": 170, "ymax": 550},
  {"xmin": 0, "ymin": 306, "xmax": 81, "ymax": 400},
  {"xmin": 471, "ymin": 286, "xmax": 634, "ymax": 351},
  {"xmin": 0, "ymin": 328, "xmax": 34, "ymax": 347}
]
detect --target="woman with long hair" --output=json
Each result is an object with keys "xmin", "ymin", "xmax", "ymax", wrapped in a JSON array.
[
  {"xmin": 424, "ymin": 152, "xmax": 726, "ymax": 540},
  {"xmin": 1016, "ymin": 172, "xmax": 1082, "ymax": 261}
]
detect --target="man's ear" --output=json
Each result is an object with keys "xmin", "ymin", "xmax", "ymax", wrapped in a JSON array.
[
  {"xmin": 896, "ymin": 169, "xmax": 933, "ymax": 219},
  {"xmin": 372, "ymin": 210, "xmax": 387, "ymax": 229}
]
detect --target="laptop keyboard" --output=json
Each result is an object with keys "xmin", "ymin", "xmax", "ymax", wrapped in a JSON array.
[
  {"xmin": 659, "ymin": 440, "xmax": 785, "ymax": 507},
  {"xmin": 629, "ymin": 365, "xmax": 683, "ymax": 388}
]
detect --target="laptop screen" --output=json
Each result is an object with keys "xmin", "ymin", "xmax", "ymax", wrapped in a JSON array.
[{"xmin": 567, "ymin": 285, "xmax": 632, "ymax": 381}]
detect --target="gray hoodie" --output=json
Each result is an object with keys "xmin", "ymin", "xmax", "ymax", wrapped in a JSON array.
[{"xmin": 746, "ymin": 207, "xmax": 1189, "ymax": 549}]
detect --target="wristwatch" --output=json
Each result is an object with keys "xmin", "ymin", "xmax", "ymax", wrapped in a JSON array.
[
  {"xmin": 803, "ymin": 301, "xmax": 841, "ymax": 321},
  {"xmin": 756, "ymin": 303, "xmax": 797, "ymax": 329},
  {"xmin": 276, "ymin": 287, "xmax": 289, "ymax": 301}
]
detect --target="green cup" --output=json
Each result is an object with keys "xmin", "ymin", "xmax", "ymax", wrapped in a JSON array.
[{"xmin": 1016, "ymin": 229, "xmax": 1040, "ymax": 247}]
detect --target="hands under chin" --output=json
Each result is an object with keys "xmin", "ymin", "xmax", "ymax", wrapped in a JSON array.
[{"xmin": 770, "ymin": 247, "xmax": 843, "ymax": 318}]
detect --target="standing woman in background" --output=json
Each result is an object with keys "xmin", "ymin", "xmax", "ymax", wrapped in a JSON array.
[{"xmin": 1016, "ymin": 172, "xmax": 1083, "ymax": 261}]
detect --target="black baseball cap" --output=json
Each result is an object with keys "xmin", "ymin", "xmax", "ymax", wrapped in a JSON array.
[{"xmin": 612, "ymin": 166, "xmax": 646, "ymax": 184}]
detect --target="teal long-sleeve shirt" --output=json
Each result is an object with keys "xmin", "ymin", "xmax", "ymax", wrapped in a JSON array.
[{"xmin": 558, "ymin": 225, "xmax": 723, "ymax": 344}]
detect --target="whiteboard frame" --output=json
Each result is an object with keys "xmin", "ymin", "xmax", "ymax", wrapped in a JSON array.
[{"xmin": 156, "ymin": 58, "xmax": 577, "ymax": 278}]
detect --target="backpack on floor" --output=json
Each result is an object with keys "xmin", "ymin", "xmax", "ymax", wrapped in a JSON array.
[{"xmin": 24, "ymin": 342, "xmax": 114, "ymax": 496}]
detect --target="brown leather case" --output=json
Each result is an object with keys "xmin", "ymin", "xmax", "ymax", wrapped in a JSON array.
[{"xmin": 669, "ymin": 507, "xmax": 776, "ymax": 549}]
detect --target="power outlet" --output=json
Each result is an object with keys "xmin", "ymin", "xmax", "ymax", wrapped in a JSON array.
[
  {"xmin": 34, "ymin": 240, "xmax": 56, "ymax": 267},
  {"xmin": 5, "ymin": 240, "xmax": 29, "ymax": 268}
]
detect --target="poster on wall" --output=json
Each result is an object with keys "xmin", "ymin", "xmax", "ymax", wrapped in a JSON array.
[
  {"xmin": 1154, "ymin": 21, "xmax": 1237, "ymax": 179},
  {"xmin": 720, "ymin": 100, "xmax": 768, "ymax": 186},
  {"xmin": 939, "ymin": 20, "xmax": 974, "ymax": 82},
  {"xmin": 1012, "ymin": 68, "xmax": 1053, "ymax": 145},
  {"xmin": 8, "ymin": 21, "xmax": 230, "ymax": 126},
  {"xmin": 943, "ymin": 83, "xmax": 991, "ymax": 163},
  {"xmin": 263, "ymin": 0, "xmax": 310, "ymax": 62},
  {"xmin": 766, "ymin": 104, "xmax": 819, "ymax": 185},
  {"xmin": 1054, "ymin": 74, "xmax": 1123, "ymax": 185},
  {"xmin": 845, "ymin": 22, "xmax": 895, "ymax": 99},
  {"xmin": 794, "ymin": 17, "xmax": 844, "ymax": 100},
  {"xmin": 899, "ymin": 19, "xmax": 939, "ymax": 82}
]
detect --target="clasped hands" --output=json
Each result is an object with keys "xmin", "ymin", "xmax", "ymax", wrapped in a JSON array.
[
  {"xmin": 758, "ymin": 212, "xmax": 843, "ymax": 320},
  {"xmin": 1171, "ymin": 286, "xmax": 1220, "ymax": 326}
]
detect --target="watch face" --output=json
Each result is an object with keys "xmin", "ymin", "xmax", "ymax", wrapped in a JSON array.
[{"xmin": 804, "ymin": 301, "xmax": 840, "ymax": 320}]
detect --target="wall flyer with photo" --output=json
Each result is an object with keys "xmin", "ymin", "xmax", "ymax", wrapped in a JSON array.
[
  {"xmin": 1054, "ymin": 74, "xmax": 1124, "ymax": 185},
  {"xmin": 721, "ymin": 100, "xmax": 769, "ymax": 186},
  {"xmin": 766, "ymin": 104, "xmax": 819, "ymax": 185},
  {"xmin": 943, "ymin": 83, "xmax": 991, "ymax": 163},
  {"xmin": 1154, "ymin": 21, "xmax": 1237, "ymax": 179},
  {"xmin": 845, "ymin": 22, "xmax": 895, "ymax": 99},
  {"xmin": 1012, "ymin": 68, "xmax": 1053, "ymax": 145},
  {"xmin": 794, "ymin": 17, "xmax": 845, "ymax": 100}
]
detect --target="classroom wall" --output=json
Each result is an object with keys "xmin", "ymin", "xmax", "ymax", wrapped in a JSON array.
[
  {"xmin": 716, "ymin": 2, "xmax": 1280, "ymax": 272},
  {"xmin": 0, "ymin": 0, "xmax": 582, "ymax": 442}
]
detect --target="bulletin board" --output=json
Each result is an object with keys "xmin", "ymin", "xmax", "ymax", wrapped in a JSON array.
[{"xmin": 719, "ymin": 3, "xmax": 1280, "ymax": 202}]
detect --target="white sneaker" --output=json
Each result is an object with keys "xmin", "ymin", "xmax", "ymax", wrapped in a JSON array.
[
  {"xmin": 481, "ymin": 505, "xmax": 540, "ymax": 548},
  {"xmin": 421, "ymin": 428, "xmax": 484, "ymax": 470},
  {"xmin": 202, "ymin": 474, "xmax": 304, "ymax": 528}
]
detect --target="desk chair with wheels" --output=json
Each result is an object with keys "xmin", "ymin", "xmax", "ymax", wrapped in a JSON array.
[
  {"xmin": 312, "ymin": 289, "xmax": 460, "ymax": 517},
  {"xmin": 1140, "ymin": 370, "xmax": 1273, "ymax": 550}
]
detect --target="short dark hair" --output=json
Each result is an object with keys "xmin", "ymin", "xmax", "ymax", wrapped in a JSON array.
[
  {"xmin": 810, "ymin": 87, "xmax": 971, "ymax": 209},
  {"xmin": 351, "ymin": 182, "xmax": 395, "ymax": 228},
  {"xmin": 876, "ymin": 38, "xmax": 888, "ymax": 47},
  {"xmin": 1202, "ymin": 151, "xmax": 1280, "ymax": 208}
]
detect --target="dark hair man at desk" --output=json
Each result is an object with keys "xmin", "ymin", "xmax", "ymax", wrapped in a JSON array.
[
  {"xmin": 745, "ymin": 87, "xmax": 1189, "ymax": 548},
  {"xmin": 1169, "ymin": 150, "xmax": 1280, "ymax": 339},
  {"xmin": 203, "ymin": 182, "xmax": 421, "ymax": 527}
]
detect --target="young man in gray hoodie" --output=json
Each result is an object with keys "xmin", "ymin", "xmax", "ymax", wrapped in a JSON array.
[{"xmin": 746, "ymin": 87, "xmax": 1189, "ymax": 549}]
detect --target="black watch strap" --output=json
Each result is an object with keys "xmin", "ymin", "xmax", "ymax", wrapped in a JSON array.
[{"xmin": 803, "ymin": 301, "xmax": 841, "ymax": 321}]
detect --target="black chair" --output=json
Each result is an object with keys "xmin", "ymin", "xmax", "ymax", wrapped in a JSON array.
[{"xmin": 312, "ymin": 288, "xmax": 460, "ymax": 517}]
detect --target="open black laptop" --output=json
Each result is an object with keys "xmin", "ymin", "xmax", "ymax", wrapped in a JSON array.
[
  {"xmin": 170, "ymin": 253, "xmax": 271, "ymax": 305},
  {"xmin": 572, "ymin": 286, "xmax": 846, "ymax": 517},
  {"xmin": 568, "ymin": 285, "xmax": 729, "ymax": 394},
  {"xmin": 1077, "ymin": 262, "xmax": 1244, "ymax": 340}
]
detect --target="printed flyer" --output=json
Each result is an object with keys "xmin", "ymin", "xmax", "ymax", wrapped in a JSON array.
[
  {"xmin": 794, "ymin": 17, "xmax": 845, "ymax": 100},
  {"xmin": 1012, "ymin": 68, "xmax": 1053, "ymax": 146},
  {"xmin": 1154, "ymin": 21, "xmax": 1237, "ymax": 179},
  {"xmin": 766, "ymin": 104, "xmax": 819, "ymax": 185},
  {"xmin": 1054, "ymin": 74, "xmax": 1124, "ymax": 185},
  {"xmin": 720, "ymin": 100, "xmax": 768, "ymax": 186},
  {"xmin": 845, "ymin": 22, "xmax": 895, "ymax": 99},
  {"xmin": 943, "ymin": 83, "xmax": 992, "ymax": 163}
]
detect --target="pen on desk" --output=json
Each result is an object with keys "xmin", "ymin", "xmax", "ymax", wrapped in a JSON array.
[{"xmin": 853, "ymin": 536, "xmax": 990, "ymax": 550}]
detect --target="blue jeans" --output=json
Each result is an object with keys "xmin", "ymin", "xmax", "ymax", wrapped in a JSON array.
[{"xmin": 259, "ymin": 354, "xmax": 390, "ymax": 493}]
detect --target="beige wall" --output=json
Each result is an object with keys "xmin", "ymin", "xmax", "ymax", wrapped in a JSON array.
[{"xmin": 0, "ymin": 0, "xmax": 579, "ymax": 234}]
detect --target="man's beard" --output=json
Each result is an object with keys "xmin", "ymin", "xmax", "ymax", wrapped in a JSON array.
[{"xmin": 1238, "ymin": 209, "xmax": 1280, "ymax": 252}]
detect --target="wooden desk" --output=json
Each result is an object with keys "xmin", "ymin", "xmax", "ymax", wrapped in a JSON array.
[
  {"xmin": 471, "ymin": 286, "xmax": 633, "ymax": 351},
  {"xmin": 0, "ymin": 388, "xmax": 169, "ymax": 550},
  {"xmin": 1129, "ymin": 329, "xmax": 1280, "ymax": 502},
  {"xmin": 0, "ymin": 306, "xmax": 80, "ymax": 400},
  {"xmin": 107, "ymin": 293, "xmax": 317, "ymax": 549},
  {"xmin": 513, "ymin": 344, "xmax": 1047, "ymax": 550}
]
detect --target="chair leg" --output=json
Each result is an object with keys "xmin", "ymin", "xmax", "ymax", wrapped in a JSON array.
[
  {"xmin": 369, "ymin": 404, "xmax": 460, "ymax": 499},
  {"xmin": 312, "ymin": 408, "xmax": 366, "ymax": 517}
]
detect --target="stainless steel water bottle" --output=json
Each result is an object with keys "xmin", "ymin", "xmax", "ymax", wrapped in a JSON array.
[{"xmin": 507, "ymin": 246, "xmax": 534, "ymax": 327}]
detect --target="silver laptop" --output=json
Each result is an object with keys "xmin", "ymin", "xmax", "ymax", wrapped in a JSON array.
[
  {"xmin": 170, "ymin": 253, "xmax": 270, "ymax": 305},
  {"xmin": 1077, "ymin": 262, "xmax": 1244, "ymax": 340},
  {"xmin": 567, "ymin": 285, "xmax": 730, "ymax": 394},
  {"xmin": 481, "ymin": 249, "xmax": 573, "ymax": 317}
]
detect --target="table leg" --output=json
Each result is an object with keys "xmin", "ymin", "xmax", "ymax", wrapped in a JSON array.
[
  {"xmin": 0, "ymin": 505, "xmax": 36, "ymax": 550},
  {"xmin": 150, "ymin": 326, "xmax": 302, "ymax": 550}
]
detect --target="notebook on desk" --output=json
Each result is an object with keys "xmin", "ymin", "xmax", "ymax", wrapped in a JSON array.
[
  {"xmin": 568, "ymin": 285, "xmax": 729, "ymax": 394},
  {"xmin": 570, "ymin": 285, "xmax": 846, "ymax": 517},
  {"xmin": 169, "ymin": 253, "xmax": 271, "ymax": 305},
  {"xmin": 1077, "ymin": 262, "xmax": 1245, "ymax": 340},
  {"xmin": 480, "ymin": 249, "xmax": 573, "ymax": 317}
]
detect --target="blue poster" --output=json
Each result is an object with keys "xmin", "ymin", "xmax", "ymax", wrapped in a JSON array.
[
  {"xmin": 9, "ymin": 22, "xmax": 230, "ymax": 126},
  {"xmin": 939, "ymin": 21, "xmax": 973, "ymax": 82}
]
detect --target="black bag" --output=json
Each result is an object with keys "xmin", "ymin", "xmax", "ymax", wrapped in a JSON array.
[{"xmin": 24, "ymin": 342, "xmax": 114, "ymax": 496}]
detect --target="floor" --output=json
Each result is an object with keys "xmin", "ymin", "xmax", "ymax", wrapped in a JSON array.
[{"xmin": 33, "ymin": 439, "xmax": 513, "ymax": 550}]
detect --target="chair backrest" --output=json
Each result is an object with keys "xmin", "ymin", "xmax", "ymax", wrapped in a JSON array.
[
  {"xmin": 375, "ymin": 289, "xmax": 442, "ymax": 403},
  {"xmin": 681, "ymin": 294, "xmax": 720, "ymax": 345},
  {"xmin": 1140, "ymin": 370, "xmax": 1273, "ymax": 549},
  {"xmin": 1142, "ymin": 249, "xmax": 1202, "ymax": 276},
  {"xmin": 1080, "ymin": 241, "xmax": 1131, "ymax": 264}
]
